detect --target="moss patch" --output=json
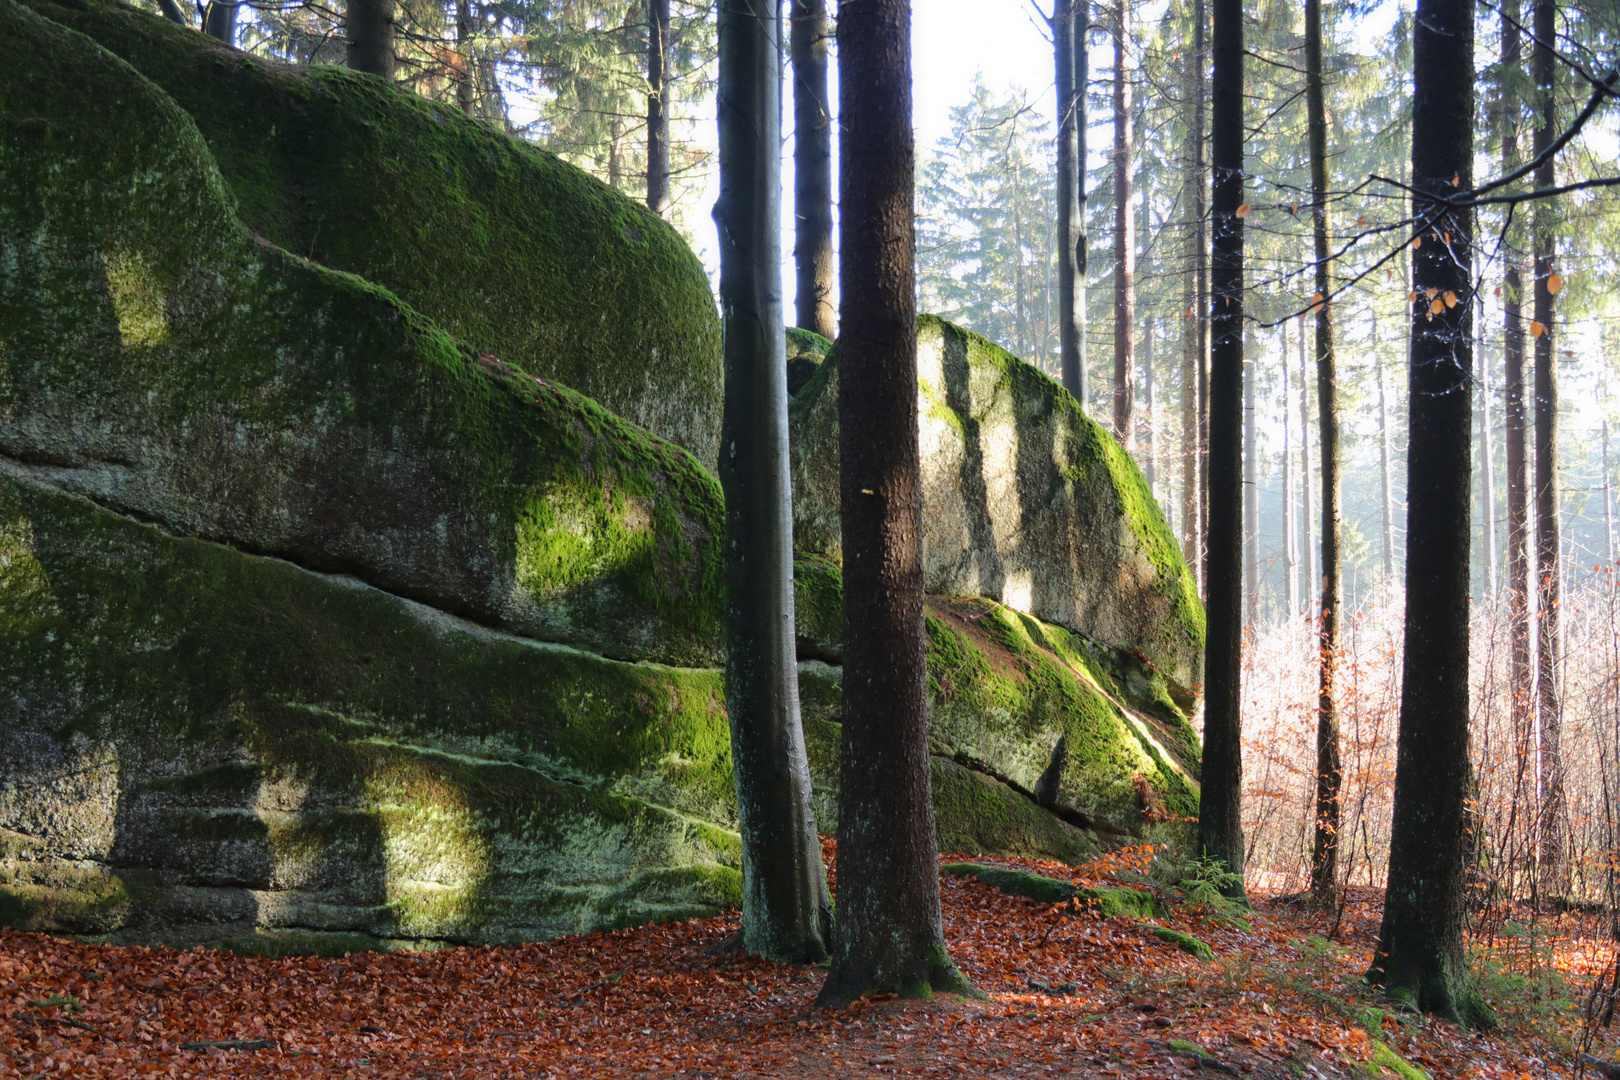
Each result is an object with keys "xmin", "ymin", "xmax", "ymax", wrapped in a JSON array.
[
  {"xmin": 26, "ymin": 0, "xmax": 722, "ymax": 467},
  {"xmin": 942, "ymin": 863, "xmax": 1159, "ymax": 917},
  {"xmin": 1152, "ymin": 926, "xmax": 1215, "ymax": 960}
]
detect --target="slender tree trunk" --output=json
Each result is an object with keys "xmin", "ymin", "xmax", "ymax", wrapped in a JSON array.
[
  {"xmin": 1144, "ymin": 318, "xmax": 1157, "ymax": 495},
  {"xmin": 817, "ymin": 0, "xmax": 976, "ymax": 1006},
  {"xmin": 1057, "ymin": 0, "xmax": 1089, "ymax": 406},
  {"xmin": 456, "ymin": 0, "xmax": 477, "ymax": 114},
  {"xmin": 1305, "ymin": 0, "xmax": 1341, "ymax": 906},
  {"xmin": 1376, "ymin": 313, "xmax": 1396, "ymax": 588},
  {"xmin": 1195, "ymin": 0, "xmax": 1210, "ymax": 594},
  {"xmin": 1500, "ymin": 0, "xmax": 1536, "ymax": 845},
  {"xmin": 1480, "ymin": 269, "xmax": 1498, "ymax": 596},
  {"xmin": 202, "ymin": 1, "xmax": 238, "ymax": 44},
  {"xmin": 156, "ymin": 0, "xmax": 188, "ymax": 27},
  {"xmin": 715, "ymin": 0, "xmax": 831, "ymax": 964},
  {"xmin": 792, "ymin": 0, "xmax": 834, "ymax": 337},
  {"xmin": 346, "ymin": 0, "xmax": 396, "ymax": 78},
  {"xmin": 1180, "ymin": 11, "xmax": 1200, "ymax": 577},
  {"xmin": 1369, "ymin": 0, "xmax": 1483, "ymax": 1024},
  {"xmin": 1284, "ymin": 322, "xmax": 1299, "ymax": 614},
  {"xmin": 1300, "ymin": 317, "xmax": 1316, "ymax": 605},
  {"xmin": 1015, "ymin": 154, "xmax": 1029, "ymax": 359},
  {"xmin": 1198, "ymin": 0, "xmax": 1245, "ymax": 897},
  {"xmin": 1530, "ymin": 0, "xmax": 1565, "ymax": 900},
  {"xmin": 647, "ymin": 0, "xmax": 672, "ymax": 217},
  {"xmin": 1112, "ymin": 0, "xmax": 1135, "ymax": 447},
  {"xmin": 1244, "ymin": 343, "xmax": 1258, "ymax": 624}
]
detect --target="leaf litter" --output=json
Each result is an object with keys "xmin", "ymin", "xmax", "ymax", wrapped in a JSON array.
[{"xmin": 2, "ymin": 842, "xmax": 1612, "ymax": 1079}]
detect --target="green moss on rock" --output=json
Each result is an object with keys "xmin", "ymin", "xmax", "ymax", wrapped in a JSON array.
[
  {"xmin": 25, "ymin": 0, "xmax": 722, "ymax": 468},
  {"xmin": 942, "ymin": 863, "xmax": 1160, "ymax": 917},
  {"xmin": 1152, "ymin": 926, "xmax": 1215, "ymax": 960}
]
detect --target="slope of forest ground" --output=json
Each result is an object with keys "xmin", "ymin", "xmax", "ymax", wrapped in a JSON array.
[{"xmin": 2, "ymin": 842, "xmax": 1613, "ymax": 1080}]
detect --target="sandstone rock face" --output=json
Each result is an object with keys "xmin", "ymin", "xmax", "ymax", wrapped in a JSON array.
[
  {"xmin": 790, "ymin": 316, "xmax": 1205, "ymax": 706},
  {"xmin": 27, "ymin": 0, "xmax": 723, "ymax": 471}
]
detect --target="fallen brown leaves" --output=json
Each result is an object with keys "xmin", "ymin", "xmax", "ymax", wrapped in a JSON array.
[{"xmin": 1, "ymin": 846, "xmax": 1610, "ymax": 1079}]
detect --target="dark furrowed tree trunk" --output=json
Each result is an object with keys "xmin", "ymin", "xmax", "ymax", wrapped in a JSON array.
[
  {"xmin": 817, "ymin": 0, "xmax": 977, "ymax": 1007},
  {"xmin": 1531, "ymin": 0, "xmax": 1565, "ymax": 899},
  {"xmin": 1369, "ymin": 0, "xmax": 1487, "ymax": 1026},
  {"xmin": 1194, "ymin": 0, "xmax": 1209, "ymax": 595},
  {"xmin": 1197, "ymin": 0, "xmax": 1245, "ymax": 897},
  {"xmin": 1304, "ymin": 0, "xmax": 1341, "ymax": 907},
  {"xmin": 792, "ymin": 0, "xmax": 834, "ymax": 338},
  {"xmin": 347, "ymin": 0, "xmax": 396, "ymax": 78},
  {"xmin": 202, "ymin": 1, "xmax": 238, "ymax": 44},
  {"xmin": 715, "ymin": 0, "xmax": 831, "ymax": 964},
  {"xmin": 1500, "ymin": 0, "xmax": 1534, "ymax": 835},
  {"xmin": 1112, "ymin": 0, "xmax": 1135, "ymax": 446},
  {"xmin": 647, "ymin": 0, "xmax": 672, "ymax": 217},
  {"xmin": 1057, "ymin": 0, "xmax": 1088, "ymax": 407}
]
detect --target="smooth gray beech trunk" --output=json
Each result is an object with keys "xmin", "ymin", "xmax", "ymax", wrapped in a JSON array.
[
  {"xmin": 1198, "ymin": 0, "xmax": 1245, "ymax": 898},
  {"xmin": 647, "ymin": 0, "xmax": 672, "ymax": 216},
  {"xmin": 816, "ymin": 0, "xmax": 976, "ymax": 1008},
  {"xmin": 1055, "ymin": 0, "xmax": 1087, "ymax": 407},
  {"xmin": 1305, "ymin": 0, "xmax": 1342, "ymax": 907},
  {"xmin": 792, "ymin": 0, "xmax": 835, "ymax": 339},
  {"xmin": 1370, "ymin": 0, "xmax": 1489, "ymax": 1026},
  {"xmin": 347, "ymin": 0, "xmax": 396, "ymax": 78},
  {"xmin": 714, "ymin": 0, "xmax": 830, "ymax": 964}
]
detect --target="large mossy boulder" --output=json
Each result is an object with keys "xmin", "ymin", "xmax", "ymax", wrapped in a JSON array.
[
  {"xmin": 791, "ymin": 316, "xmax": 1205, "ymax": 706},
  {"xmin": 25, "ymin": 0, "xmax": 723, "ymax": 470}
]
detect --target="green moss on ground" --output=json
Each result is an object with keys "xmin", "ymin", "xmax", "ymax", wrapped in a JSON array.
[
  {"xmin": 942, "ymin": 863, "xmax": 1159, "ymax": 917},
  {"xmin": 24, "ymin": 0, "xmax": 722, "ymax": 467},
  {"xmin": 1152, "ymin": 926, "xmax": 1215, "ymax": 960},
  {"xmin": 1364, "ymin": 1038, "xmax": 1429, "ymax": 1080}
]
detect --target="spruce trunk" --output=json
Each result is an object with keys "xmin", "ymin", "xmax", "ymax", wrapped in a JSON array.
[
  {"xmin": 1112, "ymin": 0, "xmax": 1135, "ymax": 446},
  {"xmin": 1057, "ymin": 0, "xmax": 1089, "ymax": 406},
  {"xmin": 647, "ymin": 0, "xmax": 672, "ymax": 217},
  {"xmin": 817, "ymin": 0, "xmax": 976, "ymax": 1006},
  {"xmin": 792, "ymin": 0, "xmax": 834, "ymax": 338},
  {"xmin": 346, "ymin": 0, "xmax": 395, "ymax": 78}
]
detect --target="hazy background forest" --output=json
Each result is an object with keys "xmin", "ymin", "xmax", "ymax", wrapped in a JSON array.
[{"xmin": 143, "ymin": 0, "xmax": 1620, "ymax": 911}]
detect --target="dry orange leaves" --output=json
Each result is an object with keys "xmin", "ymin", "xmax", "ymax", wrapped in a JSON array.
[{"xmin": 0, "ymin": 847, "xmax": 1605, "ymax": 1079}]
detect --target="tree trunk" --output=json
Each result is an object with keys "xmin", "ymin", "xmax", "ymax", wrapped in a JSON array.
[
  {"xmin": 1180, "ymin": 9, "xmax": 1200, "ymax": 578},
  {"xmin": 647, "ymin": 0, "xmax": 672, "ymax": 217},
  {"xmin": 346, "ymin": 0, "xmax": 396, "ymax": 78},
  {"xmin": 1376, "ymin": 312, "xmax": 1396, "ymax": 589},
  {"xmin": 715, "ymin": 0, "xmax": 831, "ymax": 964},
  {"xmin": 456, "ymin": 0, "xmax": 477, "ymax": 114},
  {"xmin": 1197, "ymin": 0, "xmax": 1245, "ymax": 897},
  {"xmin": 1112, "ymin": 0, "xmax": 1135, "ymax": 447},
  {"xmin": 1369, "ymin": 0, "xmax": 1485, "ymax": 1025},
  {"xmin": 792, "ymin": 0, "xmax": 834, "ymax": 338},
  {"xmin": 1605, "ymin": 385, "xmax": 1616, "ymax": 567},
  {"xmin": 1284, "ymin": 322, "xmax": 1298, "ymax": 614},
  {"xmin": 1244, "ymin": 342, "xmax": 1258, "ymax": 624},
  {"xmin": 1499, "ymin": 0, "xmax": 1535, "ymax": 861},
  {"xmin": 1057, "ymin": 0, "xmax": 1089, "ymax": 406},
  {"xmin": 202, "ymin": 2, "xmax": 238, "ymax": 44},
  {"xmin": 156, "ymin": 0, "xmax": 188, "ymax": 27},
  {"xmin": 1480, "ymin": 265, "xmax": 1498, "ymax": 596},
  {"xmin": 1299, "ymin": 317, "xmax": 1315, "ymax": 606},
  {"xmin": 817, "ymin": 0, "xmax": 976, "ymax": 1006},
  {"xmin": 1305, "ymin": 0, "xmax": 1341, "ymax": 907},
  {"xmin": 1144, "ymin": 317, "xmax": 1157, "ymax": 495},
  {"xmin": 1194, "ymin": 0, "xmax": 1209, "ymax": 595},
  {"xmin": 1531, "ymin": 0, "xmax": 1565, "ymax": 900}
]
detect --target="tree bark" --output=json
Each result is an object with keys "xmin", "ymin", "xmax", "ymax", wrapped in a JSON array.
[
  {"xmin": 346, "ymin": 0, "xmax": 396, "ymax": 79},
  {"xmin": 1369, "ymin": 0, "xmax": 1486, "ymax": 1025},
  {"xmin": 1180, "ymin": 6, "xmax": 1200, "ymax": 578},
  {"xmin": 1305, "ymin": 0, "xmax": 1341, "ymax": 907},
  {"xmin": 792, "ymin": 0, "xmax": 834, "ymax": 337},
  {"xmin": 1376, "ymin": 312, "xmax": 1396, "ymax": 588},
  {"xmin": 647, "ymin": 0, "xmax": 672, "ymax": 217},
  {"xmin": 1531, "ymin": 0, "xmax": 1565, "ymax": 900},
  {"xmin": 1197, "ymin": 0, "xmax": 1245, "ymax": 897},
  {"xmin": 1112, "ymin": 0, "xmax": 1135, "ymax": 447},
  {"xmin": 817, "ymin": 0, "xmax": 976, "ymax": 1006},
  {"xmin": 1299, "ymin": 318, "xmax": 1315, "ymax": 604},
  {"xmin": 156, "ymin": 0, "xmax": 188, "ymax": 27},
  {"xmin": 202, "ymin": 1, "xmax": 238, "ymax": 44},
  {"xmin": 1057, "ymin": 0, "xmax": 1089, "ymax": 407},
  {"xmin": 1284, "ymin": 322, "xmax": 1299, "ymax": 614},
  {"xmin": 1500, "ymin": 0, "xmax": 1534, "ymax": 826},
  {"xmin": 456, "ymin": 0, "xmax": 477, "ymax": 114},
  {"xmin": 1194, "ymin": 0, "xmax": 1210, "ymax": 595},
  {"xmin": 715, "ymin": 0, "xmax": 831, "ymax": 964}
]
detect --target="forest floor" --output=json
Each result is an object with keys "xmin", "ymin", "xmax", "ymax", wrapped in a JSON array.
[{"xmin": 3, "ymin": 842, "xmax": 1616, "ymax": 1080}]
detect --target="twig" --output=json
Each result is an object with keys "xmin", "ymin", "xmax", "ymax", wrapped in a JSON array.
[
  {"xmin": 11, "ymin": 1013, "xmax": 118, "ymax": 1043},
  {"xmin": 179, "ymin": 1039, "xmax": 278, "ymax": 1051}
]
